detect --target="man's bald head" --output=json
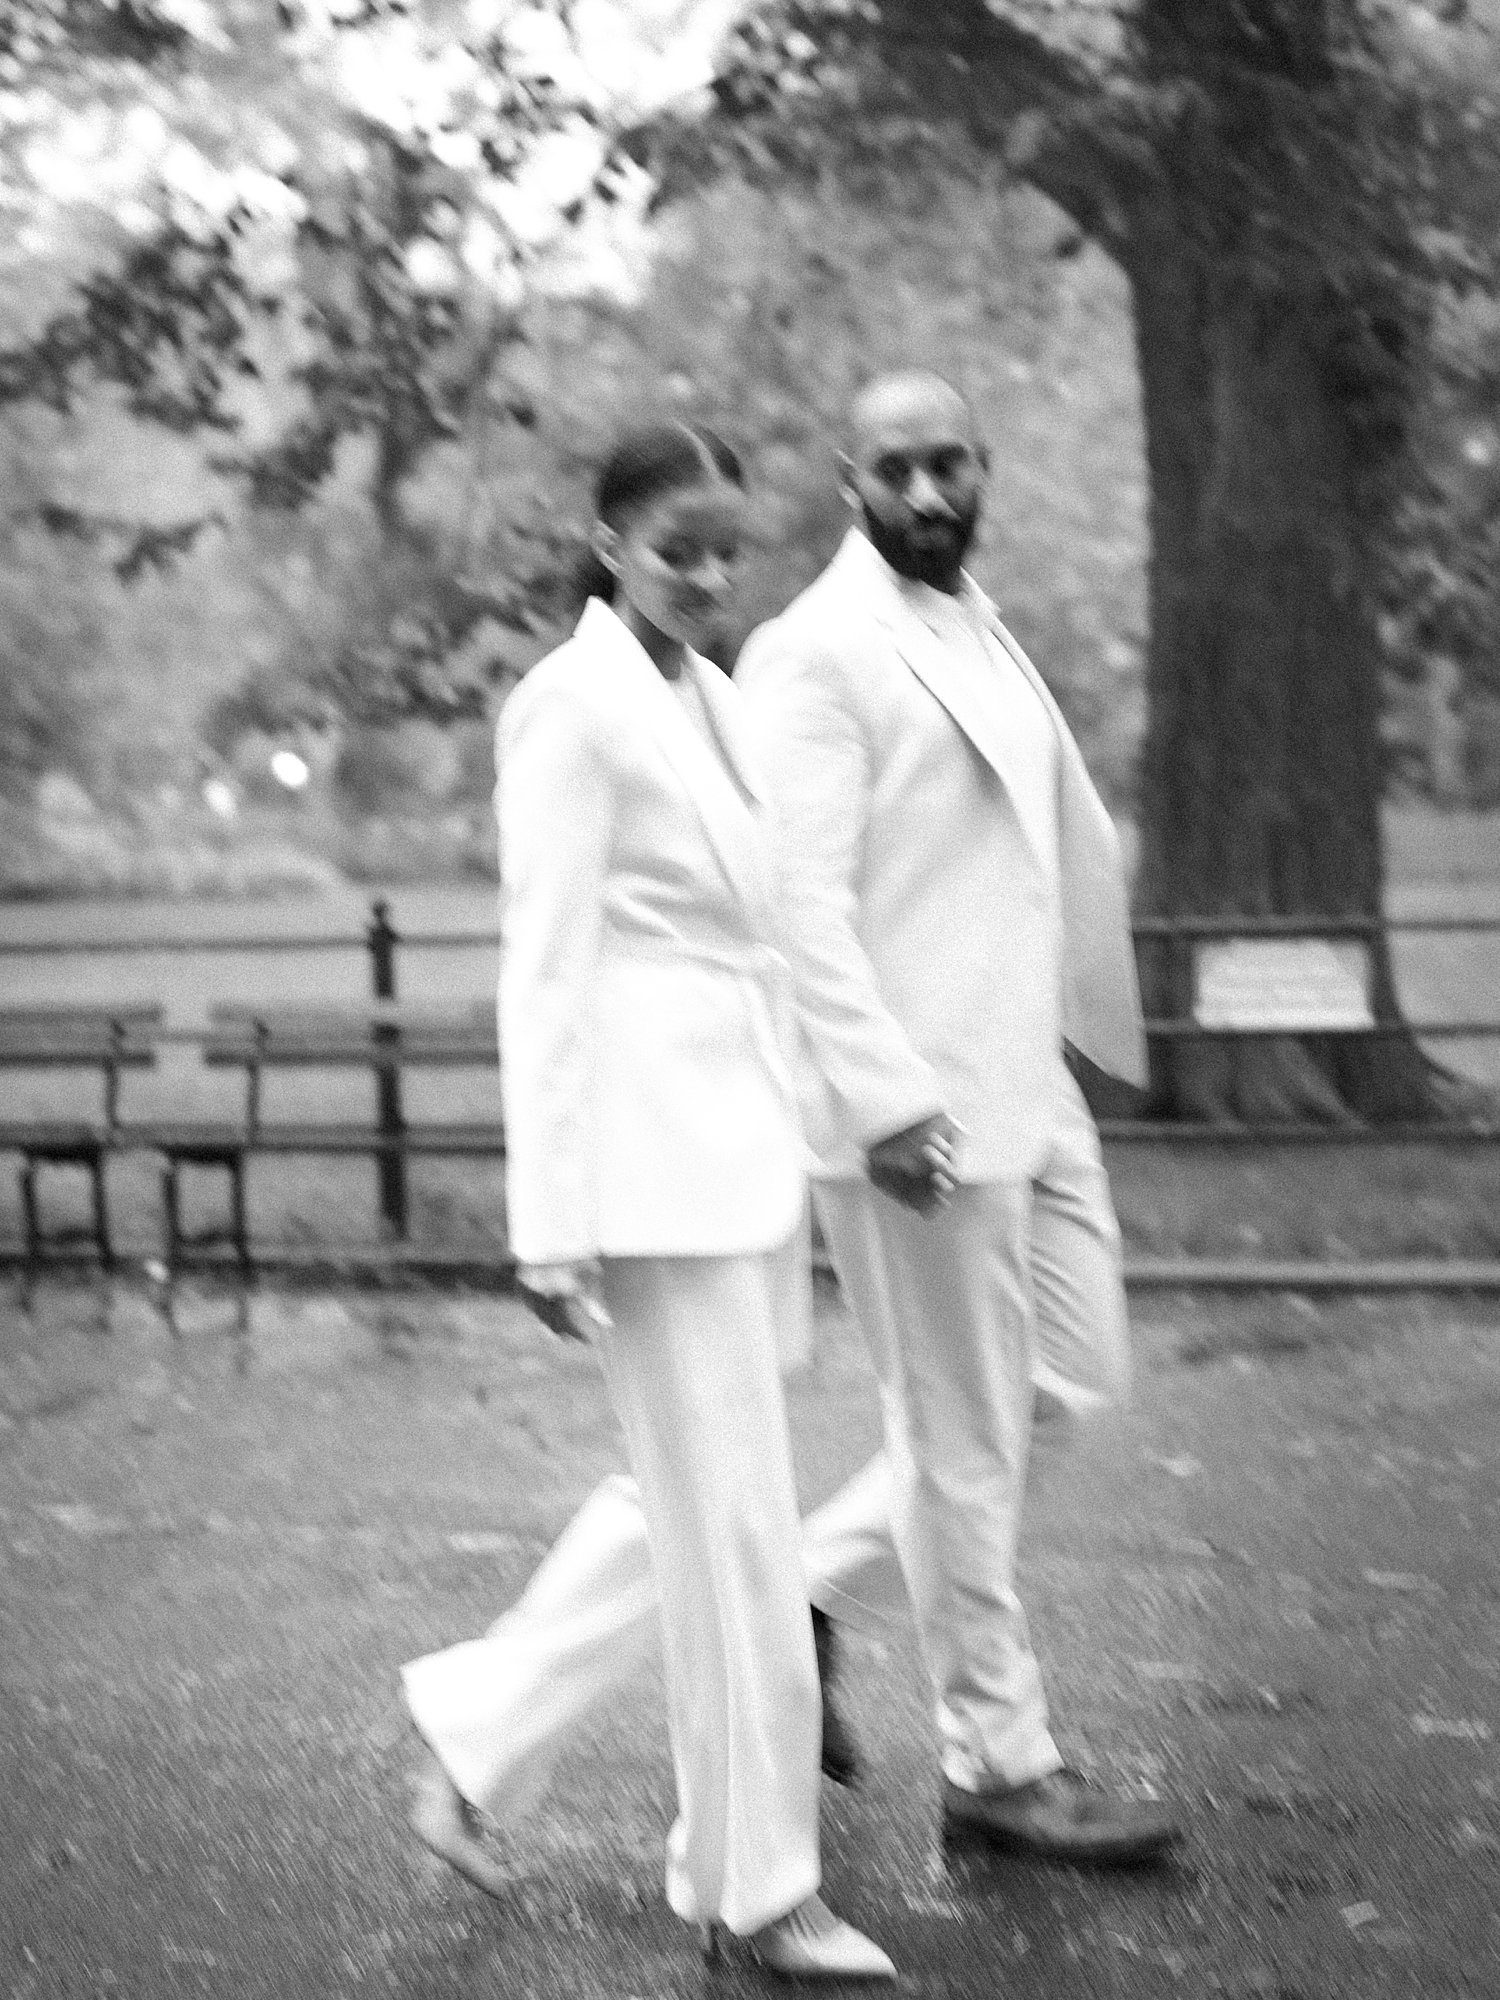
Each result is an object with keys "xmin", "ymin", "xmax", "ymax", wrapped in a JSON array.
[
  {"xmin": 843, "ymin": 370, "xmax": 987, "ymax": 593},
  {"xmin": 848, "ymin": 371, "xmax": 979, "ymax": 462}
]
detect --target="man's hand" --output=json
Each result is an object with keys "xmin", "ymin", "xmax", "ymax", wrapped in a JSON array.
[
  {"xmin": 865, "ymin": 1113, "xmax": 959, "ymax": 1215},
  {"xmin": 515, "ymin": 1259, "xmax": 613, "ymax": 1342}
]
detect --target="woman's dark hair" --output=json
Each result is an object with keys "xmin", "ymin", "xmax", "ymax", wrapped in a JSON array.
[{"xmin": 575, "ymin": 420, "xmax": 746, "ymax": 603}]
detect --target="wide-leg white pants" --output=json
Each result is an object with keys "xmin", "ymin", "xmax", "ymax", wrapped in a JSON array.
[
  {"xmin": 401, "ymin": 1460, "xmax": 907, "ymax": 1849},
  {"xmin": 403, "ymin": 1081, "xmax": 1127, "ymax": 1852},
  {"xmin": 406, "ymin": 1250, "xmax": 821, "ymax": 1937},
  {"xmin": 815, "ymin": 1072, "xmax": 1130, "ymax": 1792}
]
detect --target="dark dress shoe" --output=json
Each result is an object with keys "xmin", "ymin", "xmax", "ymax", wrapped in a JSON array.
[
  {"xmin": 811, "ymin": 1605, "xmax": 862, "ymax": 1788},
  {"xmin": 942, "ymin": 1769, "xmax": 1181, "ymax": 1866}
]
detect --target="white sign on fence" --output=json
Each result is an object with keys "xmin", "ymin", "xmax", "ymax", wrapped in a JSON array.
[{"xmin": 1192, "ymin": 936, "xmax": 1375, "ymax": 1033}]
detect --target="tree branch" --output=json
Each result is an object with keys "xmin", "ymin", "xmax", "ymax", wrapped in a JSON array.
[
  {"xmin": 869, "ymin": 0, "xmax": 1166, "ymax": 251},
  {"xmin": 632, "ymin": 0, "xmax": 1167, "ymax": 258}
]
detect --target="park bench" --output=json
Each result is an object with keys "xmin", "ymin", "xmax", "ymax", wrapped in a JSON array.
[
  {"xmin": 0, "ymin": 1004, "xmax": 161, "ymax": 1300},
  {"xmin": 146, "ymin": 1002, "xmax": 503, "ymax": 1294}
]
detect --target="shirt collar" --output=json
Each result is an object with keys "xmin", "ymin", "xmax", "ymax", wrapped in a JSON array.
[{"xmin": 852, "ymin": 529, "xmax": 993, "ymax": 635}]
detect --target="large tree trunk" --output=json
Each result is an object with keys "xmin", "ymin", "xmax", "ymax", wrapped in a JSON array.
[
  {"xmin": 852, "ymin": 0, "xmax": 1463, "ymax": 1123},
  {"xmin": 1128, "ymin": 231, "xmax": 1446, "ymax": 1123}
]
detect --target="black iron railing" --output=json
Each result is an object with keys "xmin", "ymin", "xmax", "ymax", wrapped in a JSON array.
[{"xmin": 4, "ymin": 901, "xmax": 1500, "ymax": 1241}]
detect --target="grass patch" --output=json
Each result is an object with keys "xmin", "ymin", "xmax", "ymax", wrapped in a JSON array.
[
  {"xmin": 1109, "ymin": 1140, "xmax": 1500, "ymax": 1261},
  {"xmin": 1150, "ymin": 1287, "xmax": 1485, "ymax": 1370}
]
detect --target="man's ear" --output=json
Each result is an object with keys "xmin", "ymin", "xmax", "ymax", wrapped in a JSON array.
[
  {"xmin": 975, "ymin": 442, "xmax": 991, "ymax": 476},
  {"xmin": 591, "ymin": 520, "xmax": 622, "ymax": 575},
  {"xmin": 836, "ymin": 452, "xmax": 860, "ymax": 512}
]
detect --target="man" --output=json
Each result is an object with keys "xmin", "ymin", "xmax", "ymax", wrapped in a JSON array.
[{"xmin": 735, "ymin": 369, "xmax": 1179, "ymax": 1862}]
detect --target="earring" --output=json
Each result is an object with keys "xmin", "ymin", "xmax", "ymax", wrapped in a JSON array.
[{"xmin": 592, "ymin": 524, "xmax": 621, "ymax": 575}]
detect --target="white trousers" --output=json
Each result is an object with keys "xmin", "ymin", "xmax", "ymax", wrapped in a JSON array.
[
  {"xmin": 404, "ymin": 1081, "xmax": 1127, "ymax": 1848},
  {"xmin": 405, "ymin": 1250, "xmax": 821, "ymax": 1937},
  {"xmin": 815, "ymin": 1071, "xmax": 1130, "ymax": 1791},
  {"xmin": 402, "ymin": 1459, "xmax": 907, "ymax": 1851}
]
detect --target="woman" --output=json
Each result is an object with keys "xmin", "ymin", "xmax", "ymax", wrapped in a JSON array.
[{"xmin": 403, "ymin": 423, "xmax": 896, "ymax": 1982}]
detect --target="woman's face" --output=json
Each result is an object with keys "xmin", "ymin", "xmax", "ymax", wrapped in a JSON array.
[{"xmin": 604, "ymin": 481, "xmax": 747, "ymax": 654}]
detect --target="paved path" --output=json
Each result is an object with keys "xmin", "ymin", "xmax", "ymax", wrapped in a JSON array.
[{"xmin": 3, "ymin": 1277, "xmax": 1498, "ymax": 1998}]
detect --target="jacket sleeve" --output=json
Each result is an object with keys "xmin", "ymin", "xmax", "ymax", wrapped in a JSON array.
[
  {"xmin": 496, "ymin": 677, "xmax": 613, "ymax": 1263},
  {"xmin": 737, "ymin": 626, "xmax": 944, "ymax": 1151}
]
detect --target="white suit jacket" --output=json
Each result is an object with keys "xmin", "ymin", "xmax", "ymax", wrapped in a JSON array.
[
  {"xmin": 736, "ymin": 529, "xmax": 1145, "ymax": 1183},
  {"xmin": 496, "ymin": 597, "xmax": 806, "ymax": 1264}
]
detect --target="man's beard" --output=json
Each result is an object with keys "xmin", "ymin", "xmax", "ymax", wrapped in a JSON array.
[{"xmin": 860, "ymin": 497, "xmax": 979, "ymax": 589}]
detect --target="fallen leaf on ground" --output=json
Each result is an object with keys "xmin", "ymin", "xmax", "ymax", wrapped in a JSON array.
[
  {"xmin": 1412, "ymin": 1715, "xmax": 1492, "ymax": 1741},
  {"xmin": 1363, "ymin": 1569, "xmax": 1438, "ymax": 1592},
  {"xmin": 901, "ymin": 1891, "xmax": 963, "ymax": 1919},
  {"xmin": 446, "ymin": 1530, "xmax": 516, "ymax": 1554},
  {"xmin": 38, "ymin": 1504, "xmax": 130, "ymax": 1537},
  {"xmin": 1158, "ymin": 1534, "xmax": 1218, "ymax": 1559}
]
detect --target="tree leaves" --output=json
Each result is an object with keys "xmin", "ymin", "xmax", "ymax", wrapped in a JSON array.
[
  {"xmin": 21, "ymin": 501, "xmax": 226, "ymax": 579},
  {"xmin": 1, "ymin": 0, "xmax": 193, "ymax": 80},
  {"xmin": 0, "ymin": 0, "xmax": 670, "ymax": 563},
  {"xmin": 0, "ymin": 222, "xmax": 253, "ymax": 427}
]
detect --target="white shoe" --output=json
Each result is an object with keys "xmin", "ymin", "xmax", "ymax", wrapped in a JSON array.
[
  {"xmin": 408, "ymin": 1746, "xmax": 511, "ymax": 1900},
  {"xmin": 704, "ymin": 1893, "xmax": 897, "ymax": 1982}
]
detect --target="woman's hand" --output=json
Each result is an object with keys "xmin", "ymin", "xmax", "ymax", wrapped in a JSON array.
[{"xmin": 515, "ymin": 1258, "xmax": 613, "ymax": 1342}]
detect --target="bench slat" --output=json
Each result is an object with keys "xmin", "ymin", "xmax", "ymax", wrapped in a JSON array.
[
  {"xmin": 202, "ymin": 1004, "xmax": 495, "ymax": 1070},
  {"xmin": 0, "ymin": 1048, "xmax": 157, "ymax": 1068},
  {"xmin": 0, "ymin": 1005, "xmax": 163, "ymax": 1025},
  {"xmin": 0, "ymin": 1004, "xmax": 162, "ymax": 1068},
  {"xmin": 207, "ymin": 1004, "xmax": 489, "ymax": 1027},
  {"xmin": 202, "ymin": 1041, "xmax": 496, "ymax": 1068},
  {"xmin": 127, "ymin": 1121, "xmax": 507, "ymax": 1155},
  {"xmin": 0, "ymin": 1121, "xmax": 107, "ymax": 1149}
]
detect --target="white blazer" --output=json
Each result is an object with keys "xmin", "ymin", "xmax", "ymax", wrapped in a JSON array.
[
  {"xmin": 496, "ymin": 597, "xmax": 806, "ymax": 1265},
  {"xmin": 736, "ymin": 529, "xmax": 1145, "ymax": 1183}
]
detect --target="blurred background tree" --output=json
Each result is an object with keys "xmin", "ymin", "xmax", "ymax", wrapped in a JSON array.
[{"xmin": 0, "ymin": 0, "xmax": 1143, "ymax": 889}]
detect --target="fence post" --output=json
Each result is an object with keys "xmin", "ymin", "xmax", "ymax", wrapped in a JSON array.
[{"xmin": 367, "ymin": 899, "xmax": 408, "ymax": 1239}]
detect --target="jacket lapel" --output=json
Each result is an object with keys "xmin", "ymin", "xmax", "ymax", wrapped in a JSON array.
[
  {"xmin": 979, "ymin": 604, "xmax": 1147, "ymax": 1086},
  {"xmin": 575, "ymin": 599, "xmax": 772, "ymax": 924},
  {"xmin": 828, "ymin": 538, "xmax": 1146, "ymax": 1085},
  {"xmin": 979, "ymin": 603, "xmax": 1117, "ymax": 865},
  {"xmin": 846, "ymin": 535, "xmax": 1051, "ymax": 869},
  {"xmin": 837, "ymin": 530, "xmax": 1043, "ymax": 796},
  {"xmin": 978, "ymin": 603, "xmax": 1073, "ymax": 760},
  {"xmin": 848, "ymin": 555, "xmax": 1015, "ymax": 784},
  {"xmin": 689, "ymin": 650, "xmax": 766, "ymax": 807},
  {"xmin": 882, "ymin": 612, "xmax": 1019, "ymax": 784}
]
